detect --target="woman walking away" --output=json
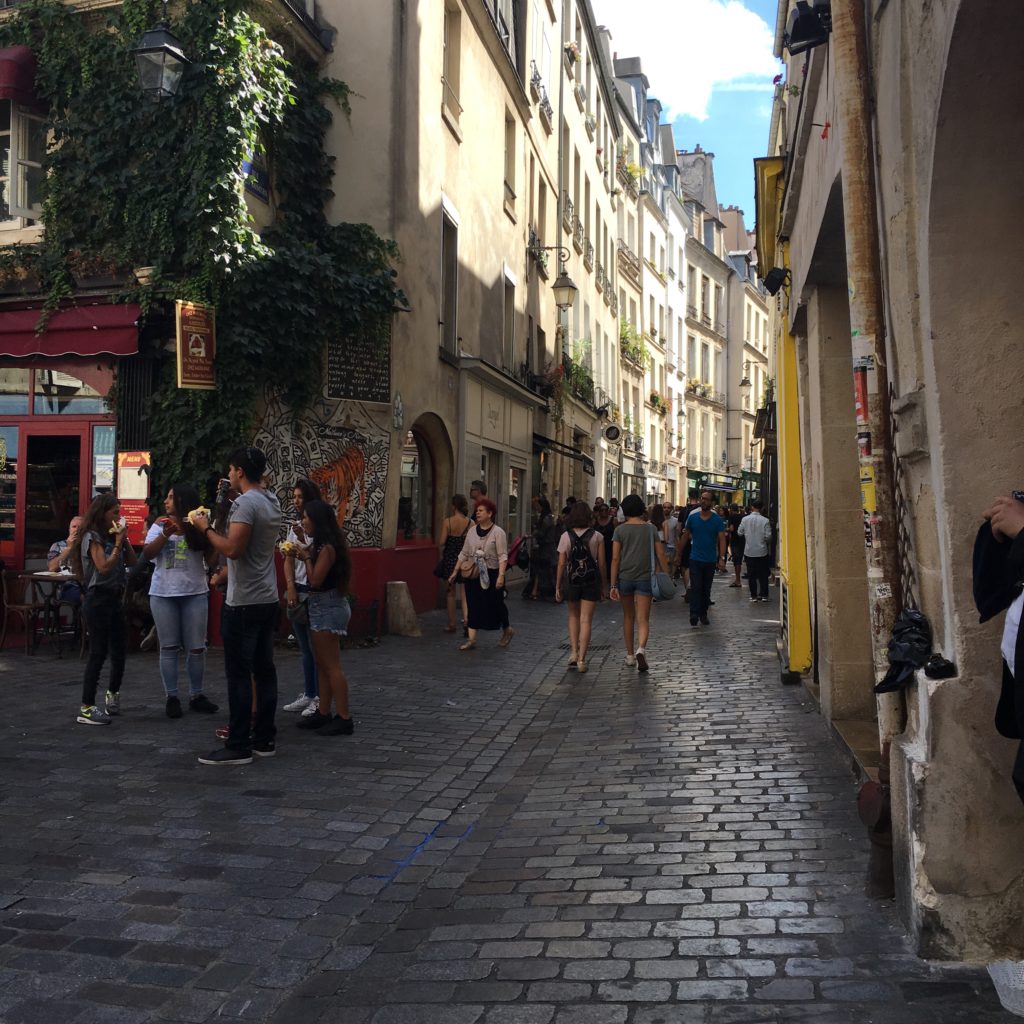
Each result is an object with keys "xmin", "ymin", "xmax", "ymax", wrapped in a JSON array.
[
  {"xmin": 555, "ymin": 501, "xmax": 608, "ymax": 673},
  {"xmin": 289, "ymin": 499, "xmax": 354, "ymax": 736},
  {"xmin": 594, "ymin": 501, "xmax": 616, "ymax": 583},
  {"xmin": 609, "ymin": 494, "xmax": 668, "ymax": 674},
  {"xmin": 450, "ymin": 497, "xmax": 513, "ymax": 650},
  {"xmin": 143, "ymin": 483, "xmax": 218, "ymax": 719},
  {"xmin": 283, "ymin": 478, "xmax": 323, "ymax": 718},
  {"xmin": 72, "ymin": 494, "xmax": 138, "ymax": 724},
  {"xmin": 435, "ymin": 494, "xmax": 472, "ymax": 632}
]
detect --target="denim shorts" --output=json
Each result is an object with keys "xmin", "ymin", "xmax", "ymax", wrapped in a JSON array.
[
  {"xmin": 617, "ymin": 577, "xmax": 652, "ymax": 597},
  {"xmin": 308, "ymin": 590, "xmax": 352, "ymax": 635}
]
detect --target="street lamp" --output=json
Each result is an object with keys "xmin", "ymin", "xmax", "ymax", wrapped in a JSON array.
[
  {"xmin": 551, "ymin": 266, "xmax": 578, "ymax": 312},
  {"xmin": 739, "ymin": 364, "xmax": 752, "ymax": 404},
  {"xmin": 783, "ymin": 0, "xmax": 832, "ymax": 56},
  {"xmin": 131, "ymin": 2, "xmax": 191, "ymax": 100}
]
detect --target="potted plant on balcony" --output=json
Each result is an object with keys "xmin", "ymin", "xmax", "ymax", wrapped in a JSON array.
[{"xmin": 564, "ymin": 41, "xmax": 580, "ymax": 65}]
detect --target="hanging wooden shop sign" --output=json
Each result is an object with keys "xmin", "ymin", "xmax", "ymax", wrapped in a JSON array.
[{"xmin": 175, "ymin": 300, "xmax": 217, "ymax": 390}]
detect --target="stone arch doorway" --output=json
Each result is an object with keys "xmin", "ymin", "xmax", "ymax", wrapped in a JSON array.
[
  {"xmin": 916, "ymin": 0, "xmax": 1024, "ymax": 957},
  {"xmin": 401, "ymin": 412, "xmax": 453, "ymax": 546}
]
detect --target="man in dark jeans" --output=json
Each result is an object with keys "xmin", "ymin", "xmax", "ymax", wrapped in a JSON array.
[
  {"xmin": 192, "ymin": 447, "xmax": 282, "ymax": 766},
  {"xmin": 739, "ymin": 498, "xmax": 773, "ymax": 602},
  {"xmin": 678, "ymin": 490, "xmax": 727, "ymax": 627}
]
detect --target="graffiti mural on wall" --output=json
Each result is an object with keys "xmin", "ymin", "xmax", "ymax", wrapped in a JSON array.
[{"xmin": 254, "ymin": 390, "xmax": 390, "ymax": 548}]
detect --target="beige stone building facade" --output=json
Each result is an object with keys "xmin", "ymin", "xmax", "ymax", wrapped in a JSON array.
[{"xmin": 761, "ymin": 0, "xmax": 1024, "ymax": 960}]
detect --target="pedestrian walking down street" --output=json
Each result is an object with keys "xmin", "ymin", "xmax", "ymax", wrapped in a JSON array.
[
  {"xmin": 728, "ymin": 503, "xmax": 746, "ymax": 588},
  {"xmin": 662, "ymin": 502, "xmax": 679, "ymax": 573},
  {"xmin": 739, "ymin": 498, "xmax": 773, "ymax": 601},
  {"xmin": 142, "ymin": 483, "xmax": 218, "ymax": 720},
  {"xmin": 610, "ymin": 494, "xmax": 668, "ymax": 673},
  {"xmin": 288, "ymin": 499, "xmax": 354, "ymax": 737},
  {"xmin": 72, "ymin": 494, "xmax": 138, "ymax": 725},
  {"xmin": 435, "ymin": 494, "xmax": 472, "ymax": 634},
  {"xmin": 593, "ymin": 500, "xmax": 616, "ymax": 583},
  {"xmin": 555, "ymin": 501, "xmax": 608, "ymax": 673},
  {"xmin": 450, "ymin": 497, "xmax": 514, "ymax": 650},
  {"xmin": 282, "ymin": 478, "xmax": 322, "ymax": 718},
  {"xmin": 679, "ymin": 489, "xmax": 727, "ymax": 627},
  {"xmin": 193, "ymin": 447, "xmax": 282, "ymax": 766},
  {"xmin": 526, "ymin": 497, "xmax": 559, "ymax": 600}
]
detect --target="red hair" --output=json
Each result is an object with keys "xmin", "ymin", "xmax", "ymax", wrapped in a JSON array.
[{"xmin": 475, "ymin": 497, "xmax": 498, "ymax": 517}]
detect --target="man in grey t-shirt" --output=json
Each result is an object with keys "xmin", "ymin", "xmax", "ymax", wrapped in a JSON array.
[{"xmin": 192, "ymin": 447, "xmax": 282, "ymax": 766}]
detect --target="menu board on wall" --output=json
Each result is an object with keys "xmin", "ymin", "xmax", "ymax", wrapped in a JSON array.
[{"xmin": 326, "ymin": 318, "xmax": 391, "ymax": 405}]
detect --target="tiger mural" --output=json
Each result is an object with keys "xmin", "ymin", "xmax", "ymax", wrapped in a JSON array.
[{"xmin": 310, "ymin": 448, "xmax": 368, "ymax": 527}]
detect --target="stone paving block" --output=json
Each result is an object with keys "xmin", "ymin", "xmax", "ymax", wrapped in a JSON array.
[
  {"xmin": 706, "ymin": 958, "xmax": 777, "ymax": 978},
  {"xmin": 596, "ymin": 980, "xmax": 672, "ymax": 1002},
  {"xmin": 483, "ymin": 1007, "xmax": 555, "ymax": 1024},
  {"xmin": 633, "ymin": 959, "xmax": 700, "ymax": 980},
  {"xmin": 675, "ymin": 979, "xmax": 749, "ymax": 1000},
  {"xmin": 554, "ymin": 1007, "xmax": 627, "ymax": 1024},
  {"xmin": 526, "ymin": 982, "xmax": 592, "ymax": 1002},
  {"xmin": 562, "ymin": 960, "xmax": 630, "ymax": 981}
]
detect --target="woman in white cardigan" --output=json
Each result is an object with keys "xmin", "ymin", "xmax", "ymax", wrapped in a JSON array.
[{"xmin": 449, "ymin": 497, "xmax": 514, "ymax": 651}]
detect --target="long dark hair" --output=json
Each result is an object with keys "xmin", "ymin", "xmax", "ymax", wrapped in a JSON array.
[
  {"xmin": 303, "ymin": 499, "xmax": 351, "ymax": 593},
  {"xmin": 293, "ymin": 477, "xmax": 322, "ymax": 506},
  {"xmin": 69, "ymin": 493, "xmax": 119, "ymax": 577},
  {"xmin": 169, "ymin": 483, "xmax": 208, "ymax": 552}
]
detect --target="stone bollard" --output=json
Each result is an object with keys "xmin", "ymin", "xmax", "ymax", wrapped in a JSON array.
[{"xmin": 385, "ymin": 581, "xmax": 422, "ymax": 637}]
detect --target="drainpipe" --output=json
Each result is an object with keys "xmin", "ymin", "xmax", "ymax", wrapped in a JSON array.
[
  {"xmin": 831, "ymin": 0, "xmax": 905, "ymax": 747},
  {"xmin": 553, "ymin": 0, "xmax": 569, "ymax": 500},
  {"xmin": 832, "ymin": 0, "xmax": 902, "ymax": 899}
]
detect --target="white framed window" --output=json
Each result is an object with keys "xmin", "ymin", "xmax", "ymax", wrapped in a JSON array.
[{"xmin": 0, "ymin": 100, "xmax": 45, "ymax": 223}]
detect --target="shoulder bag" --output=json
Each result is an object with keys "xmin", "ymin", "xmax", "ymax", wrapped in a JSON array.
[{"xmin": 649, "ymin": 524, "xmax": 677, "ymax": 602}]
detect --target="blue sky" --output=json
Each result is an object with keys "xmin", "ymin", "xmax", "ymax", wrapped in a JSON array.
[{"xmin": 591, "ymin": 0, "xmax": 783, "ymax": 227}]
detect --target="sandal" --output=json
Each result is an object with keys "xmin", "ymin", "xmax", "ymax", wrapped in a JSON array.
[
  {"xmin": 444, "ymin": 625, "xmax": 457, "ymax": 633},
  {"xmin": 498, "ymin": 628, "xmax": 515, "ymax": 648},
  {"xmin": 459, "ymin": 641, "xmax": 476, "ymax": 651},
  {"xmin": 577, "ymin": 659, "xmax": 588, "ymax": 674}
]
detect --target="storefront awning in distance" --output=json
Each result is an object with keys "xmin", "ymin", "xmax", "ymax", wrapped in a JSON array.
[
  {"xmin": 0, "ymin": 303, "xmax": 141, "ymax": 358},
  {"xmin": 0, "ymin": 46, "xmax": 39, "ymax": 108}
]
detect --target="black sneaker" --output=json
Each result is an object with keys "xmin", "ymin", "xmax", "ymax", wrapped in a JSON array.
[
  {"xmin": 636, "ymin": 652, "xmax": 649, "ymax": 673},
  {"xmin": 252, "ymin": 742, "xmax": 276, "ymax": 758},
  {"xmin": 315, "ymin": 715, "xmax": 354, "ymax": 736},
  {"xmin": 197, "ymin": 748, "xmax": 252, "ymax": 766},
  {"xmin": 297, "ymin": 711, "xmax": 330, "ymax": 731},
  {"xmin": 700, "ymin": 615, "xmax": 710, "ymax": 626},
  {"xmin": 189, "ymin": 694, "xmax": 219, "ymax": 714},
  {"xmin": 166, "ymin": 696, "xmax": 183, "ymax": 719},
  {"xmin": 690, "ymin": 616, "xmax": 698, "ymax": 627}
]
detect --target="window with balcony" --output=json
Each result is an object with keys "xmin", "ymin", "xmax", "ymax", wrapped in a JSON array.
[{"xmin": 0, "ymin": 100, "xmax": 45, "ymax": 223}]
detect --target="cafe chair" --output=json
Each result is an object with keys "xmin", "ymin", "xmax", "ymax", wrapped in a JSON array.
[{"xmin": 0, "ymin": 562, "xmax": 47, "ymax": 655}]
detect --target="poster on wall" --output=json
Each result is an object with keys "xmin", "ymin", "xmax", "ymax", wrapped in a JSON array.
[
  {"xmin": 175, "ymin": 300, "xmax": 217, "ymax": 390},
  {"xmin": 326, "ymin": 318, "xmax": 391, "ymax": 405},
  {"xmin": 117, "ymin": 451, "xmax": 151, "ymax": 546}
]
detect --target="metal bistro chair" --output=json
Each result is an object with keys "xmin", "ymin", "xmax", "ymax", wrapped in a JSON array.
[{"xmin": 0, "ymin": 562, "xmax": 47, "ymax": 655}]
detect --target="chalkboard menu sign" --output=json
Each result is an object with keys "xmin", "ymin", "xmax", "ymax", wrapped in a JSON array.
[{"xmin": 327, "ymin": 318, "xmax": 391, "ymax": 404}]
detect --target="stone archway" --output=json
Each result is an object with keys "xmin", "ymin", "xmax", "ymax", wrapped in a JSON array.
[
  {"xmin": 408, "ymin": 411, "xmax": 455, "ymax": 541},
  {"xmin": 912, "ymin": 0, "xmax": 1024, "ymax": 958}
]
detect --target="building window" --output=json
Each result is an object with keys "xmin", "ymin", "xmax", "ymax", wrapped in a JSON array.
[
  {"xmin": 0, "ymin": 100, "xmax": 45, "ymax": 222},
  {"xmin": 33, "ymin": 370, "xmax": 105, "ymax": 415},
  {"xmin": 703, "ymin": 217, "xmax": 715, "ymax": 252},
  {"xmin": 442, "ymin": 3, "xmax": 462, "ymax": 126},
  {"xmin": 700, "ymin": 276, "xmax": 710, "ymax": 317},
  {"xmin": 0, "ymin": 367, "xmax": 29, "ymax": 414},
  {"xmin": 701, "ymin": 343, "xmax": 709, "ymax": 384},
  {"xmin": 687, "ymin": 335, "xmax": 696, "ymax": 376},
  {"xmin": 503, "ymin": 273, "xmax": 515, "ymax": 373},
  {"xmin": 440, "ymin": 210, "xmax": 458, "ymax": 355},
  {"xmin": 504, "ymin": 112, "xmax": 516, "ymax": 209}
]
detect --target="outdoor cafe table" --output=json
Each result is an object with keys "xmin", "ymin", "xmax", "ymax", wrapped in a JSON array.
[{"xmin": 17, "ymin": 571, "xmax": 80, "ymax": 654}]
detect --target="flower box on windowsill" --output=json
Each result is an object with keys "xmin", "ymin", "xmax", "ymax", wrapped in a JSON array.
[{"xmin": 0, "ymin": 270, "xmax": 41, "ymax": 296}]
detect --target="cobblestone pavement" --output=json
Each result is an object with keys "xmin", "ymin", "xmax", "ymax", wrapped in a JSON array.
[{"xmin": 0, "ymin": 583, "xmax": 1013, "ymax": 1024}]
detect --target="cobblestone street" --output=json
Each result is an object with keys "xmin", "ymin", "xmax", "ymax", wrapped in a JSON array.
[{"xmin": 0, "ymin": 585, "xmax": 1012, "ymax": 1024}]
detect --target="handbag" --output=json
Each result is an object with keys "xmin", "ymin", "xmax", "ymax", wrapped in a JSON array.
[
  {"xmin": 286, "ymin": 597, "xmax": 310, "ymax": 625},
  {"xmin": 649, "ymin": 524, "xmax": 677, "ymax": 602}
]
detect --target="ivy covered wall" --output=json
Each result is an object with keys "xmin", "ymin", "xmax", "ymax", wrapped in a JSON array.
[{"xmin": 0, "ymin": 0, "xmax": 403, "ymax": 492}]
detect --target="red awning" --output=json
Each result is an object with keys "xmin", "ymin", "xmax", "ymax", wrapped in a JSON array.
[
  {"xmin": 0, "ymin": 303, "xmax": 140, "ymax": 358},
  {"xmin": 0, "ymin": 47, "xmax": 38, "ymax": 108}
]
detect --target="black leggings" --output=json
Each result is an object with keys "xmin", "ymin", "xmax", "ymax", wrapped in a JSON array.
[{"xmin": 82, "ymin": 588, "xmax": 126, "ymax": 706}]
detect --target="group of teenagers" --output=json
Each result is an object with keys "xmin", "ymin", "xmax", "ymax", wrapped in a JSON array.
[
  {"xmin": 62, "ymin": 446, "xmax": 357, "ymax": 766},
  {"xmin": 434, "ymin": 484, "xmax": 774, "ymax": 674}
]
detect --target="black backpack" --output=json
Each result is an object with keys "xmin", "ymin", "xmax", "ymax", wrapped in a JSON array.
[{"xmin": 567, "ymin": 529, "xmax": 598, "ymax": 586}]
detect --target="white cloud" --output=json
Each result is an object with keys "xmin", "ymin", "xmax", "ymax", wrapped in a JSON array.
[{"xmin": 590, "ymin": 0, "xmax": 780, "ymax": 121}]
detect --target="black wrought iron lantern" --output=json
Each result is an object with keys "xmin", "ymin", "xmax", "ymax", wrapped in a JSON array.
[{"xmin": 131, "ymin": 15, "xmax": 191, "ymax": 100}]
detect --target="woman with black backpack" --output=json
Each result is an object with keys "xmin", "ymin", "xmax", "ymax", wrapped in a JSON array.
[
  {"xmin": 554, "ymin": 502, "xmax": 608, "ymax": 674},
  {"xmin": 287, "ymin": 499, "xmax": 354, "ymax": 737}
]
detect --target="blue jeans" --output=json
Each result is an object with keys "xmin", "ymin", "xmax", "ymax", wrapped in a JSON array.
[
  {"xmin": 689, "ymin": 560, "xmax": 716, "ymax": 620},
  {"xmin": 221, "ymin": 602, "xmax": 279, "ymax": 753},
  {"xmin": 292, "ymin": 584, "xmax": 318, "ymax": 699},
  {"xmin": 150, "ymin": 593, "xmax": 209, "ymax": 698}
]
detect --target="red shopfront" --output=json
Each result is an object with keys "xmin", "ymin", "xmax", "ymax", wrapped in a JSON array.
[{"xmin": 0, "ymin": 301, "xmax": 140, "ymax": 569}]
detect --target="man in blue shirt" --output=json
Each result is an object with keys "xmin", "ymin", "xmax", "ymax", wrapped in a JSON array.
[{"xmin": 679, "ymin": 489, "xmax": 727, "ymax": 626}]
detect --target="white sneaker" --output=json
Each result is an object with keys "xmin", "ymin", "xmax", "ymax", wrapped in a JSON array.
[
  {"xmin": 283, "ymin": 693, "xmax": 312, "ymax": 712},
  {"xmin": 624, "ymin": 654, "xmax": 637, "ymax": 667},
  {"xmin": 300, "ymin": 697, "xmax": 321, "ymax": 717}
]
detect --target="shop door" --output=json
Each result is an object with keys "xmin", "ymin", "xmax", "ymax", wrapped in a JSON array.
[{"xmin": 22, "ymin": 431, "xmax": 87, "ymax": 566}]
